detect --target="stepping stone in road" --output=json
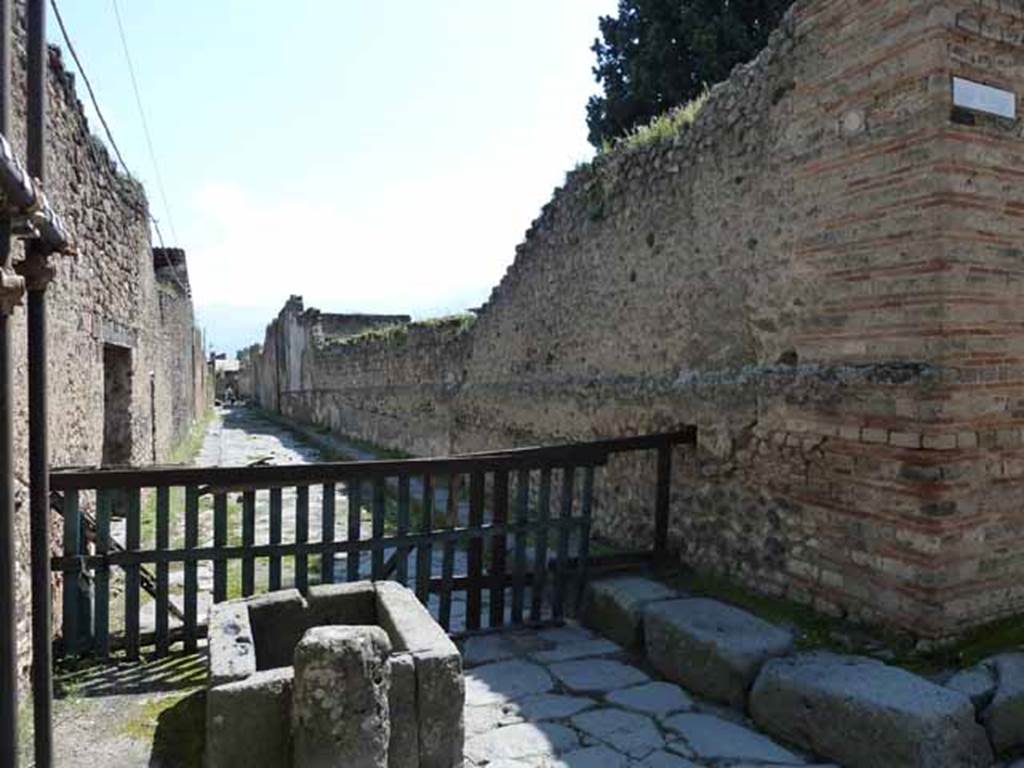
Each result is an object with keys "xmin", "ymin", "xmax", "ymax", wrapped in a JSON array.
[
  {"xmin": 464, "ymin": 659, "xmax": 554, "ymax": 706},
  {"xmin": 644, "ymin": 597, "xmax": 794, "ymax": 707},
  {"xmin": 570, "ymin": 707, "xmax": 665, "ymax": 758},
  {"xmin": 581, "ymin": 575, "xmax": 678, "ymax": 649},
  {"xmin": 749, "ymin": 652, "xmax": 993, "ymax": 768},
  {"xmin": 463, "ymin": 721, "xmax": 578, "ymax": 764},
  {"xmin": 605, "ymin": 681, "xmax": 694, "ymax": 717},
  {"xmin": 663, "ymin": 712, "xmax": 804, "ymax": 764},
  {"xmin": 548, "ymin": 659, "xmax": 649, "ymax": 694}
]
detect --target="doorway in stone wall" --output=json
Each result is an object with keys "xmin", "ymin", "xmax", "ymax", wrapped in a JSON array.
[{"xmin": 102, "ymin": 344, "xmax": 133, "ymax": 466}]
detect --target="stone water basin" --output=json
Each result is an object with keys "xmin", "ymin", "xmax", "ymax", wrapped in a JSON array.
[{"xmin": 205, "ymin": 580, "xmax": 464, "ymax": 768}]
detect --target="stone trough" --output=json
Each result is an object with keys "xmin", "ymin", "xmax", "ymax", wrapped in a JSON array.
[{"xmin": 205, "ymin": 581, "xmax": 464, "ymax": 768}]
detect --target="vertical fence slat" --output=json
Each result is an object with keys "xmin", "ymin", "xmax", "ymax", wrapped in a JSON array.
[
  {"xmin": 93, "ymin": 490, "xmax": 111, "ymax": 658},
  {"xmin": 155, "ymin": 486, "xmax": 170, "ymax": 656},
  {"xmin": 371, "ymin": 478, "xmax": 385, "ymax": 580},
  {"xmin": 213, "ymin": 492, "xmax": 227, "ymax": 602},
  {"xmin": 347, "ymin": 480, "xmax": 362, "ymax": 581},
  {"xmin": 576, "ymin": 466, "xmax": 595, "ymax": 608},
  {"xmin": 552, "ymin": 466, "xmax": 574, "ymax": 622},
  {"xmin": 296, "ymin": 485, "xmax": 309, "ymax": 592},
  {"xmin": 654, "ymin": 443, "xmax": 672, "ymax": 561},
  {"xmin": 183, "ymin": 486, "xmax": 198, "ymax": 652},
  {"xmin": 396, "ymin": 475, "xmax": 410, "ymax": 586},
  {"xmin": 511, "ymin": 469, "xmax": 529, "ymax": 624},
  {"xmin": 124, "ymin": 488, "xmax": 141, "ymax": 660},
  {"xmin": 466, "ymin": 471, "xmax": 485, "ymax": 631},
  {"xmin": 530, "ymin": 468, "xmax": 551, "ymax": 622},
  {"xmin": 489, "ymin": 469, "xmax": 509, "ymax": 628},
  {"xmin": 322, "ymin": 483, "xmax": 336, "ymax": 584},
  {"xmin": 60, "ymin": 490, "xmax": 81, "ymax": 657},
  {"xmin": 269, "ymin": 487, "xmax": 282, "ymax": 591},
  {"xmin": 415, "ymin": 475, "xmax": 433, "ymax": 605},
  {"xmin": 439, "ymin": 474, "xmax": 457, "ymax": 630},
  {"xmin": 242, "ymin": 490, "xmax": 255, "ymax": 597}
]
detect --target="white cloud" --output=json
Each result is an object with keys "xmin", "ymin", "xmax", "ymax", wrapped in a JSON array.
[{"xmin": 187, "ymin": 146, "xmax": 581, "ymax": 330}]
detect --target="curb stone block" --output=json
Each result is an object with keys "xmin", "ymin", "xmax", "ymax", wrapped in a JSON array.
[
  {"xmin": 945, "ymin": 662, "xmax": 998, "ymax": 711},
  {"xmin": 981, "ymin": 653, "xmax": 1024, "ymax": 756},
  {"xmin": 580, "ymin": 576, "xmax": 677, "ymax": 649},
  {"xmin": 644, "ymin": 598, "xmax": 793, "ymax": 707},
  {"xmin": 749, "ymin": 652, "xmax": 994, "ymax": 768}
]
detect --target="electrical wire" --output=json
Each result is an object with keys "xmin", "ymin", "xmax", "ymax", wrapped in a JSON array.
[
  {"xmin": 110, "ymin": 0, "xmax": 180, "ymax": 246},
  {"xmin": 49, "ymin": 0, "xmax": 191, "ymax": 296}
]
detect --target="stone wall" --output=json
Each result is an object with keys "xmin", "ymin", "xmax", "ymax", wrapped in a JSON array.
[
  {"xmin": 244, "ymin": 0, "xmax": 1024, "ymax": 639},
  {"xmin": 7, "ymin": 4, "xmax": 207, "ymax": 678}
]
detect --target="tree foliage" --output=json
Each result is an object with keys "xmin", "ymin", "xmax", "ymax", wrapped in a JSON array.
[{"xmin": 587, "ymin": 0, "xmax": 793, "ymax": 149}]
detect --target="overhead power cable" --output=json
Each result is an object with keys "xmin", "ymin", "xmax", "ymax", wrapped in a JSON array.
[
  {"xmin": 49, "ymin": 0, "xmax": 191, "ymax": 295},
  {"xmin": 110, "ymin": 0, "xmax": 180, "ymax": 246}
]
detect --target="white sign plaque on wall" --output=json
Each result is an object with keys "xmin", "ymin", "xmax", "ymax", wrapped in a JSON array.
[{"xmin": 953, "ymin": 77, "xmax": 1017, "ymax": 119}]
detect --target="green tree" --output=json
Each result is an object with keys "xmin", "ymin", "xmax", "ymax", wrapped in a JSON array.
[{"xmin": 587, "ymin": 0, "xmax": 792, "ymax": 149}]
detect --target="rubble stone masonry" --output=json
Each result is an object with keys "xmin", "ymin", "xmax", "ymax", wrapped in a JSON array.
[
  {"xmin": 8, "ymin": 4, "xmax": 209, "ymax": 677},
  {"xmin": 245, "ymin": 0, "xmax": 1024, "ymax": 639}
]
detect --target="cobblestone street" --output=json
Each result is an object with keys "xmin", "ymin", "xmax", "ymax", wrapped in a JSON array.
[{"xmin": 458, "ymin": 624, "xmax": 823, "ymax": 768}]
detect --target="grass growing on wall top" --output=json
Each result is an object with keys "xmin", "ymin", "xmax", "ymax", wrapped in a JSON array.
[
  {"xmin": 323, "ymin": 313, "xmax": 477, "ymax": 349},
  {"xmin": 604, "ymin": 88, "xmax": 709, "ymax": 154}
]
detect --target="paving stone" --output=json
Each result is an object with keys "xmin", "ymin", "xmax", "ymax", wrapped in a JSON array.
[
  {"xmin": 536, "ymin": 625, "xmax": 601, "ymax": 646},
  {"xmin": 637, "ymin": 751, "xmax": 700, "ymax": 768},
  {"xmin": 465, "ymin": 702, "xmax": 523, "ymax": 737},
  {"xmin": 552, "ymin": 746, "xmax": 631, "ymax": 767},
  {"xmin": 749, "ymin": 652, "xmax": 993, "ymax": 768},
  {"xmin": 644, "ymin": 598, "xmax": 794, "ymax": 707},
  {"xmin": 605, "ymin": 682, "xmax": 693, "ymax": 717},
  {"xmin": 663, "ymin": 713, "xmax": 803, "ymax": 764},
  {"xmin": 464, "ymin": 722, "xmax": 579, "ymax": 764},
  {"xmin": 580, "ymin": 576, "xmax": 677, "ymax": 649},
  {"xmin": 515, "ymin": 693, "xmax": 597, "ymax": 721},
  {"xmin": 981, "ymin": 653, "xmax": 1024, "ymax": 756},
  {"xmin": 945, "ymin": 662, "xmax": 998, "ymax": 712},
  {"xmin": 548, "ymin": 659, "xmax": 649, "ymax": 694},
  {"xmin": 463, "ymin": 632, "xmax": 550, "ymax": 667},
  {"xmin": 465, "ymin": 659, "xmax": 554, "ymax": 705},
  {"xmin": 530, "ymin": 639, "xmax": 622, "ymax": 664},
  {"xmin": 570, "ymin": 707, "xmax": 664, "ymax": 758}
]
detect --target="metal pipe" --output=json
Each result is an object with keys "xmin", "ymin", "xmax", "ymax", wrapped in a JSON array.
[
  {"xmin": 0, "ymin": 0, "xmax": 19, "ymax": 761},
  {"xmin": 26, "ymin": 3, "xmax": 52, "ymax": 764}
]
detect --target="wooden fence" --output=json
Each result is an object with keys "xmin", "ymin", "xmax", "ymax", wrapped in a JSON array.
[{"xmin": 50, "ymin": 429, "xmax": 696, "ymax": 659}]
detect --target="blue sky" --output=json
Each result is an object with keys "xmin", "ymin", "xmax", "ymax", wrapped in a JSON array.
[{"xmin": 52, "ymin": 1, "xmax": 618, "ymax": 354}]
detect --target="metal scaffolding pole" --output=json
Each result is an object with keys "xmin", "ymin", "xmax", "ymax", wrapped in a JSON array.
[
  {"xmin": 0, "ymin": 0, "xmax": 24, "ymax": 763},
  {"xmin": 24, "ymin": 1, "xmax": 55, "ymax": 765}
]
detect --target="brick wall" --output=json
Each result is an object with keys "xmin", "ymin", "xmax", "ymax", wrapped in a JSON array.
[{"xmin": 244, "ymin": 0, "xmax": 1024, "ymax": 639}]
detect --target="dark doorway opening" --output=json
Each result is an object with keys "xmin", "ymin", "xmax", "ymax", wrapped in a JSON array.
[{"xmin": 102, "ymin": 344, "xmax": 133, "ymax": 466}]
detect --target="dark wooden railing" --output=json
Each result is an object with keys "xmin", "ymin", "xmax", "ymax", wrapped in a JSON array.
[{"xmin": 50, "ymin": 428, "xmax": 696, "ymax": 659}]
